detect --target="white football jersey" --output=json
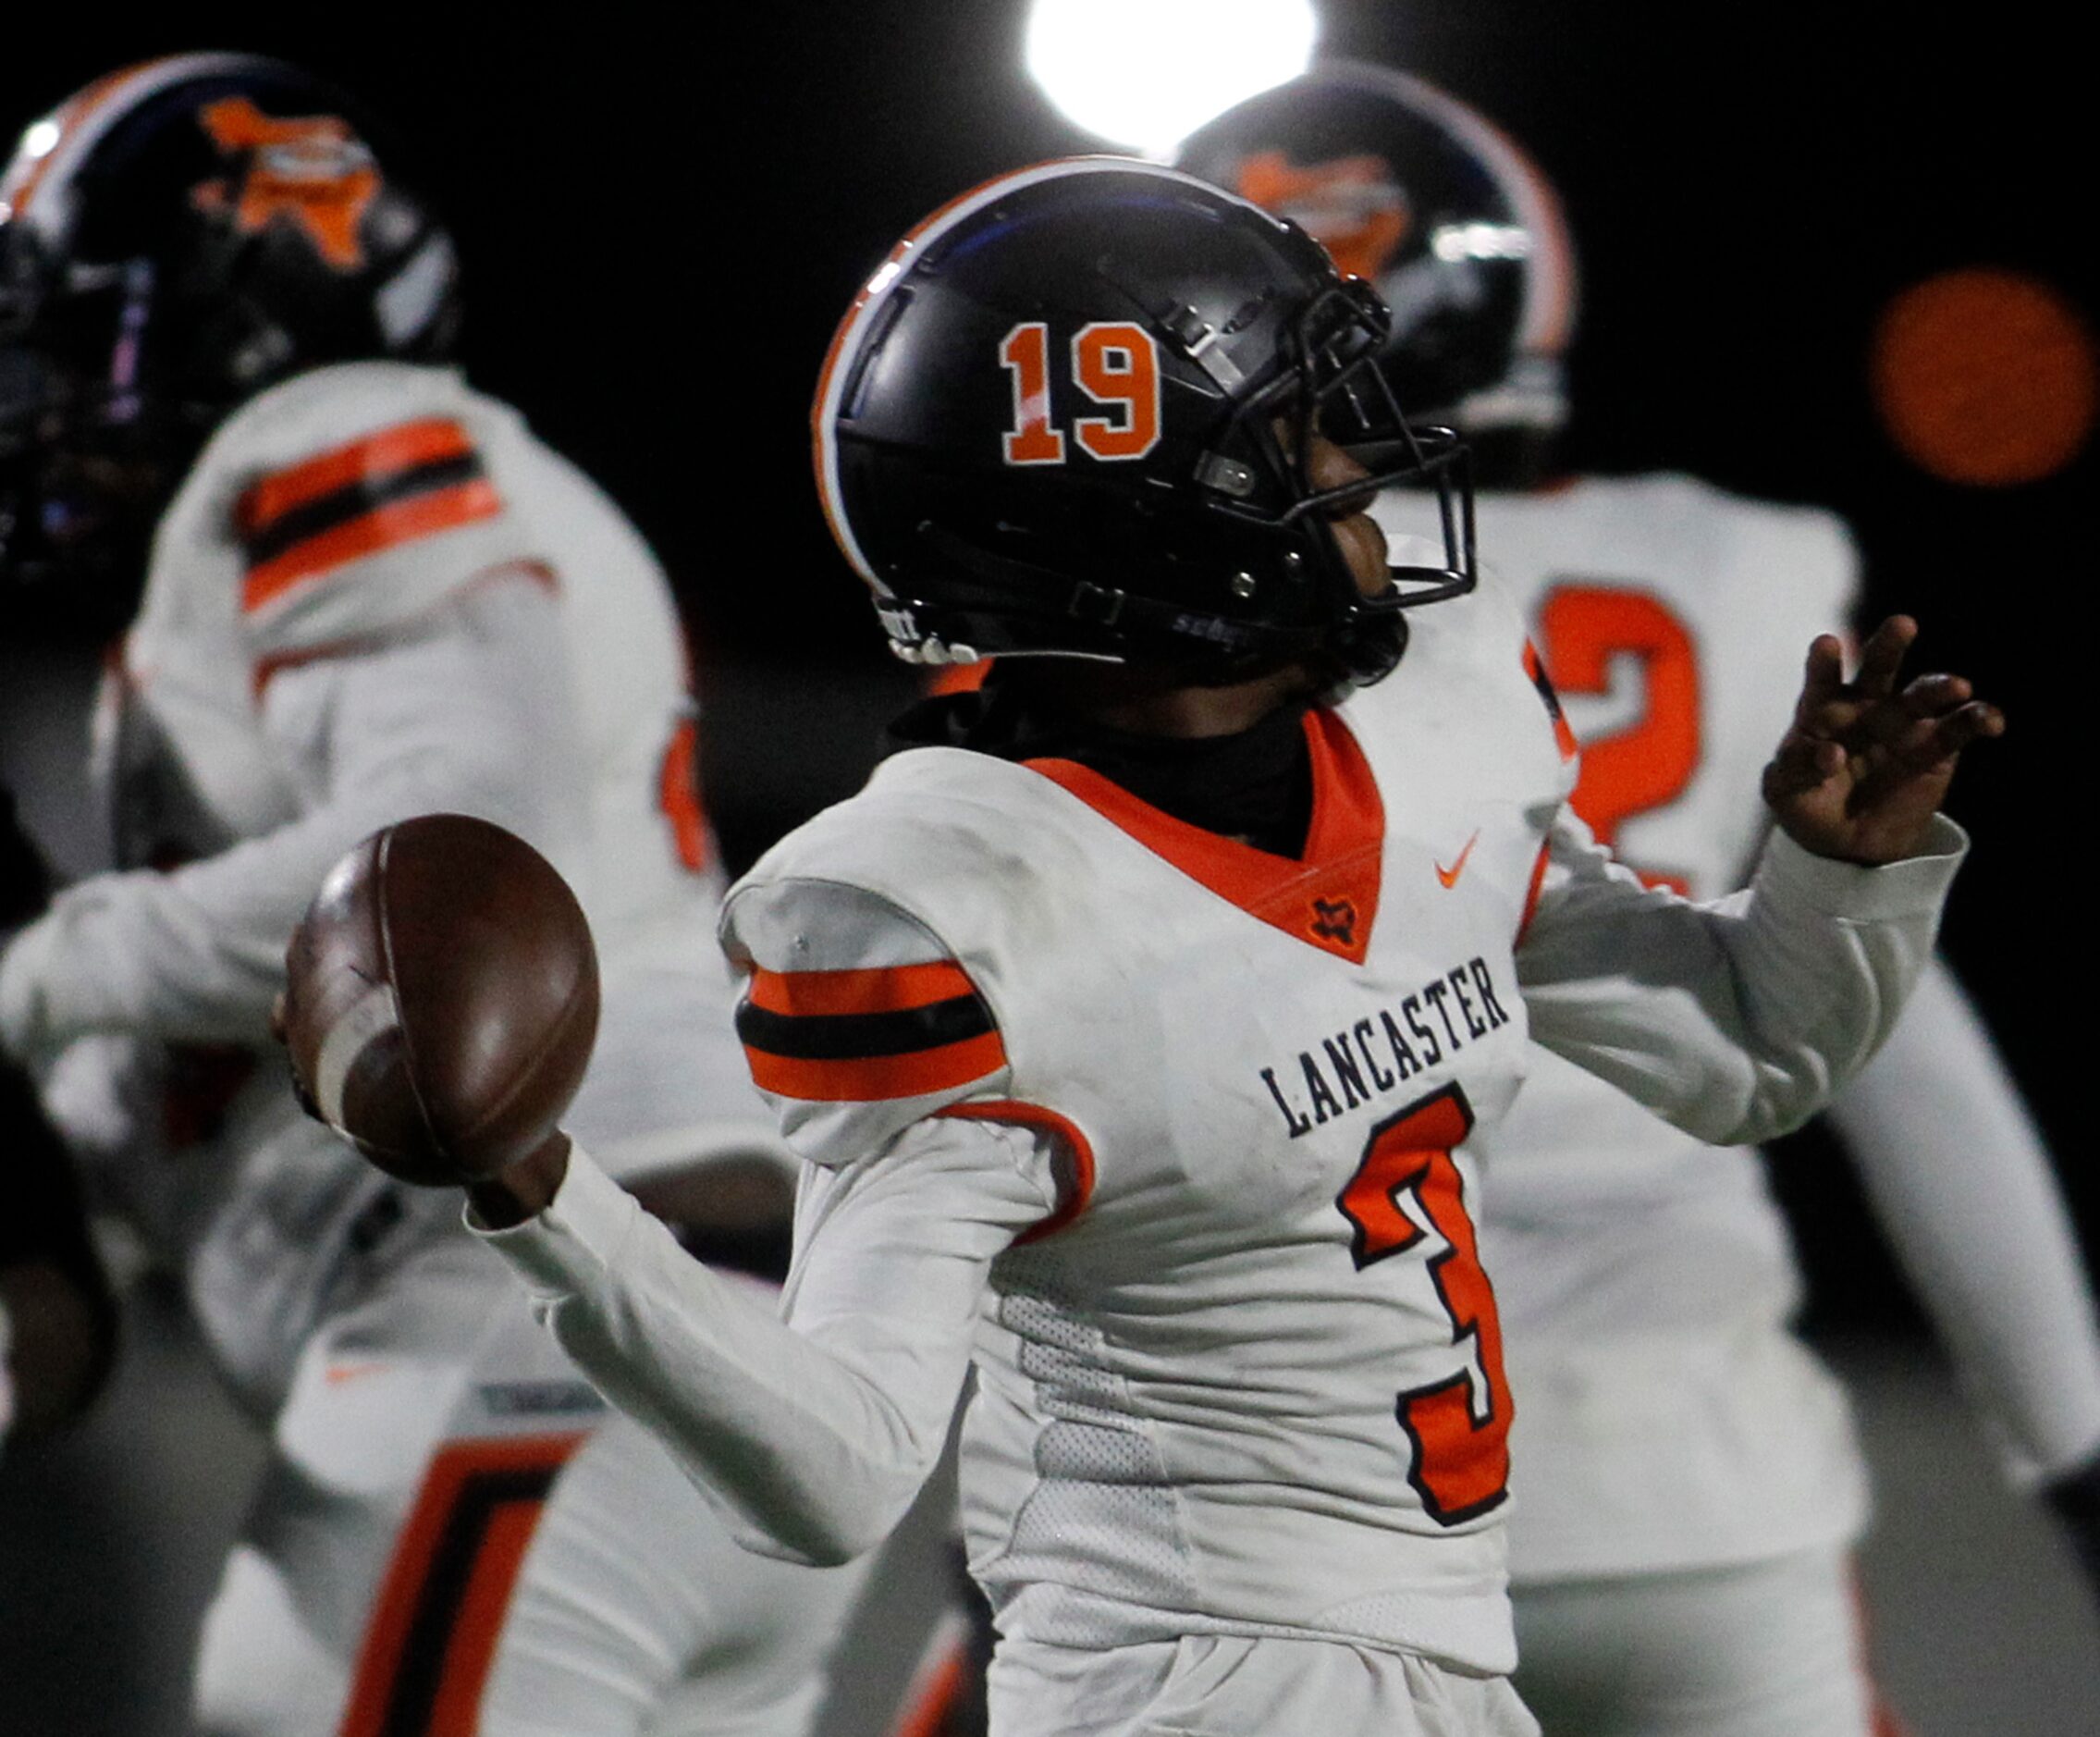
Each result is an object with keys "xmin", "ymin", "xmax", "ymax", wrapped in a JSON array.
[
  {"xmin": 16, "ymin": 361, "xmax": 775, "ymax": 1405},
  {"xmin": 726, "ymin": 573, "xmax": 1573, "ymax": 1674},
  {"xmin": 1378, "ymin": 474, "xmax": 1867, "ymax": 1577},
  {"xmin": 479, "ymin": 545, "xmax": 1956, "ymax": 1689},
  {"xmin": 684, "ymin": 552, "xmax": 1959, "ymax": 1668}
]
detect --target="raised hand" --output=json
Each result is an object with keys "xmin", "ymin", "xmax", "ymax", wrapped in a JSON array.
[{"xmin": 1761, "ymin": 616, "xmax": 2003, "ymax": 865}]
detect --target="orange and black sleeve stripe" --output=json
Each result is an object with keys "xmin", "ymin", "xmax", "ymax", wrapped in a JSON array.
[
  {"xmin": 236, "ymin": 418, "xmax": 503, "ymax": 612},
  {"xmin": 737, "ymin": 962, "xmax": 1006, "ymax": 1102}
]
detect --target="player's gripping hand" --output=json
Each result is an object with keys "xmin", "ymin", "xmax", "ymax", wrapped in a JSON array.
[
  {"xmin": 1762, "ymin": 615, "xmax": 2004, "ymax": 865},
  {"xmin": 278, "ymin": 815, "xmax": 596, "ymax": 1216}
]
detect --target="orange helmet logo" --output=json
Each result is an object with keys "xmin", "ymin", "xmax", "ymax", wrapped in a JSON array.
[
  {"xmin": 1234, "ymin": 150, "xmax": 1409, "ymax": 283},
  {"xmin": 190, "ymin": 96, "xmax": 378, "ymax": 271}
]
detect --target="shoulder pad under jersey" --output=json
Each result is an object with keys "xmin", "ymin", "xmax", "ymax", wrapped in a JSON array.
[
  {"xmin": 180, "ymin": 362, "xmax": 546, "ymax": 662},
  {"xmin": 720, "ymin": 796, "xmax": 1018, "ymax": 1167}
]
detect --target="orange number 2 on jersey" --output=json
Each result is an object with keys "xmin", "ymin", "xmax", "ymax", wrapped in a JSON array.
[
  {"xmin": 1336, "ymin": 1084, "xmax": 1511, "ymax": 1525},
  {"xmin": 999, "ymin": 321, "xmax": 1161, "ymax": 465},
  {"xmin": 1537, "ymin": 585, "xmax": 1702, "ymax": 894}
]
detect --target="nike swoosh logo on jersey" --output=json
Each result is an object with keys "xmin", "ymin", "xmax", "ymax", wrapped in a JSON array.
[{"xmin": 1435, "ymin": 831, "xmax": 1481, "ymax": 888}]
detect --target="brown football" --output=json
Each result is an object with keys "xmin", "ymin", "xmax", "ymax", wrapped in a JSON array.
[{"xmin": 282, "ymin": 814, "xmax": 599, "ymax": 1186}]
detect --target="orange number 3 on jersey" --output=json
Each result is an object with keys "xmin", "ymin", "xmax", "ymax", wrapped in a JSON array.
[{"xmin": 1336, "ymin": 1084, "xmax": 1512, "ymax": 1525}]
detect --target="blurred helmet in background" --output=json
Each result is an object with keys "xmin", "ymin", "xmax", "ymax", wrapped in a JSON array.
[
  {"xmin": 1176, "ymin": 61, "xmax": 1577, "ymax": 486},
  {"xmin": 0, "ymin": 53, "xmax": 459, "ymax": 618},
  {"xmin": 813, "ymin": 157, "xmax": 1476, "ymax": 688}
]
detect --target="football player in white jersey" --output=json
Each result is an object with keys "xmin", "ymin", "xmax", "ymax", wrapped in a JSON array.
[
  {"xmin": 1178, "ymin": 62, "xmax": 2100, "ymax": 1734},
  {"xmin": 0, "ymin": 55, "xmax": 880, "ymax": 1735},
  {"xmin": 315, "ymin": 159, "xmax": 1998, "ymax": 1737}
]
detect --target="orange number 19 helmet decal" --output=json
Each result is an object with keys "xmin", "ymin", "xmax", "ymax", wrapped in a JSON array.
[{"xmin": 998, "ymin": 319, "xmax": 1161, "ymax": 466}]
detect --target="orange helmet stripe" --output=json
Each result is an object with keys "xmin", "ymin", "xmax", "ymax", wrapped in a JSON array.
[{"xmin": 2, "ymin": 55, "xmax": 260, "ymax": 230}]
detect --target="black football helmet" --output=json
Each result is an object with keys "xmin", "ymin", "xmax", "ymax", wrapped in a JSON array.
[
  {"xmin": 0, "ymin": 54, "xmax": 459, "ymax": 615},
  {"xmin": 1175, "ymin": 63, "xmax": 1577, "ymax": 482},
  {"xmin": 814, "ymin": 158, "xmax": 1476, "ymax": 686}
]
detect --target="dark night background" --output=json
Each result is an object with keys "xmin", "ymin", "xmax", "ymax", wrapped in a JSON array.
[
  {"xmin": 5, "ymin": 1, "xmax": 2086, "ymax": 1330},
  {"xmin": 2, "ymin": 7, "xmax": 2097, "ymax": 1731}
]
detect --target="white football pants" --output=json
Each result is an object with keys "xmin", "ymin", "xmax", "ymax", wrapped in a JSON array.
[
  {"xmin": 190, "ymin": 1223, "xmax": 871, "ymax": 1737},
  {"xmin": 986, "ymin": 1632, "xmax": 1540, "ymax": 1737},
  {"xmin": 1510, "ymin": 1544, "xmax": 1898, "ymax": 1737}
]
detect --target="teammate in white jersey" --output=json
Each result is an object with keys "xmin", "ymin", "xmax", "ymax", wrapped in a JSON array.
[
  {"xmin": 307, "ymin": 159, "xmax": 1999, "ymax": 1737},
  {"xmin": 1179, "ymin": 62, "xmax": 2100, "ymax": 1733},
  {"xmin": 0, "ymin": 55, "xmax": 878, "ymax": 1734}
]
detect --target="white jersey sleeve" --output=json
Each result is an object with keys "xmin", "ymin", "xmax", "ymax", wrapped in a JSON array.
[
  {"xmin": 1517, "ymin": 806, "xmax": 1966, "ymax": 1147},
  {"xmin": 480, "ymin": 1115, "xmax": 1055, "ymax": 1567},
  {"xmin": 481, "ymin": 876, "xmax": 1059, "ymax": 1564},
  {"xmin": 215, "ymin": 373, "xmax": 545, "ymax": 666},
  {"xmin": 0, "ymin": 579, "xmax": 584, "ymax": 1054},
  {"xmin": 483, "ymin": 878, "xmax": 1058, "ymax": 1571},
  {"xmin": 1826, "ymin": 959, "xmax": 2100, "ymax": 1484},
  {"xmin": 717, "ymin": 876, "xmax": 1019, "ymax": 1168}
]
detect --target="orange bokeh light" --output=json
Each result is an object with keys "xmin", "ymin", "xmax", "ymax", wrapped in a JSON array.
[{"xmin": 1872, "ymin": 267, "xmax": 2096, "ymax": 486}]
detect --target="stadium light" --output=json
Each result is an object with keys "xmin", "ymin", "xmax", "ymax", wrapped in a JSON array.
[{"xmin": 1024, "ymin": 0, "xmax": 1320, "ymax": 160}]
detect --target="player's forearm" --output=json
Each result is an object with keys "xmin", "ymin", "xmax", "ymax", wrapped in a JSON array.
[
  {"xmin": 1520, "ymin": 813, "xmax": 1964, "ymax": 1146},
  {"xmin": 1, "ymin": 757, "xmax": 523, "ymax": 1051},
  {"xmin": 2, "ymin": 845, "xmax": 331, "ymax": 1051},
  {"xmin": 477, "ymin": 1140, "xmax": 969, "ymax": 1567},
  {"xmin": 2, "ymin": 591, "xmax": 587, "ymax": 1057},
  {"xmin": 1828, "ymin": 960, "xmax": 2100, "ymax": 1483}
]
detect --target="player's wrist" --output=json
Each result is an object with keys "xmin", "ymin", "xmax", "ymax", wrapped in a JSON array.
[{"xmin": 465, "ymin": 1129, "xmax": 571, "ymax": 1228}]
